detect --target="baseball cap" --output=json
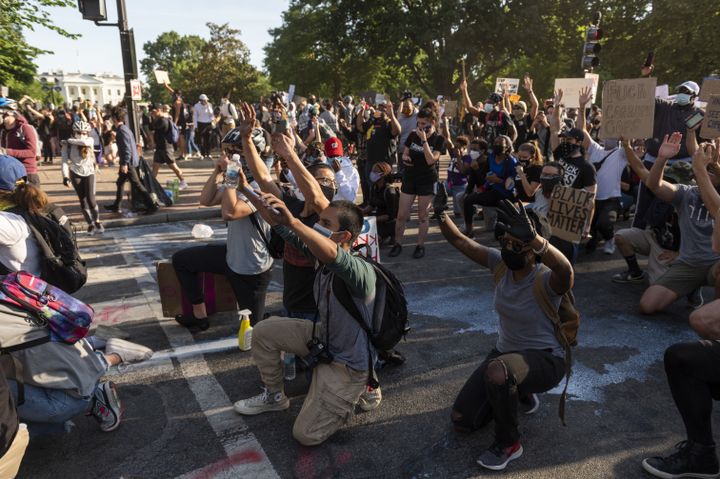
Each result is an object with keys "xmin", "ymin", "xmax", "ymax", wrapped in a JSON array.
[
  {"xmin": 199, "ymin": 94, "xmax": 208, "ymax": 101},
  {"xmin": 324, "ymin": 137, "xmax": 343, "ymax": 158},
  {"xmin": 0, "ymin": 155, "xmax": 27, "ymax": 191},
  {"xmin": 676, "ymin": 81, "xmax": 700, "ymax": 95},
  {"xmin": 513, "ymin": 101, "xmax": 528, "ymax": 111},
  {"xmin": 559, "ymin": 128, "xmax": 584, "ymax": 141}
]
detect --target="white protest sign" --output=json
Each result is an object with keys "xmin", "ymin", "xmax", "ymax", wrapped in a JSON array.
[
  {"xmin": 130, "ymin": 79, "xmax": 142, "ymax": 100},
  {"xmin": 352, "ymin": 216, "xmax": 380, "ymax": 263},
  {"xmin": 584, "ymin": 72, "xmax": 600, "ymax": 100},
  {"xmin": 375, "ymin": 93, "xmax": 387, "ymax": 106},
  {"xmin": 153, "ymin": 70, "xmax": 169, "ymax": 85},
  {"xmin": 554, "ymin": 78, "xmax": 595, "ymax": 108},
  {"xmin": 547, "ymin": 186, "xmax": 595, "ymax": 244},
  {"xmin": 655, "ymin": 84, "xmax": 669, "ymax": 99},
  {"xmin": 701, "ymin": 95, "xmax": 720, "ymax": 140},
  {"xmin": 287, "ymin": 84, "xmax": 295, "ymax": 104},
  {"xmin": 495, "ymin": 78, "xmax": 519, "ymax": 94},
  {"xmin": 600, "ymin": 77, "xmax": 657, "ymax": 140},
  {"xmin": 699, "ymin": 78, "xmax": 720, "ymax": 102}
]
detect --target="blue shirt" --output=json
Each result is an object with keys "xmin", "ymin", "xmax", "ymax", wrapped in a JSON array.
[{"xmin": 485, "ymin": 153, "xmax": 517, "ymax": 197}]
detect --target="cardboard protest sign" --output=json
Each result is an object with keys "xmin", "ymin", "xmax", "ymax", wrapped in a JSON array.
[
  {"xmin": 584, "ymin": 72, "xmax": 600, "ymax": 100},
  {"xmin": 655, "ymin": 84, "xmax": 669, "ymax": 99},
  {"xmin": 554, "ymin": 78, "xmax": 595, "ymax": 108},
  {"xmin": 546, "ymin": 186, "xmax": 595, "ymax": 244},
  {"xmin": 154, "ymin": 70, "xmax": 169, "ymax": 85},
  {"xmin": 701, "ymin": 95, "xmax": 720, "ymax": 139},
  {"xmin": 495, "ymin": 78, "xmax": 519, "ymax": 95},
  {"xmin": 352, "ymin": 216, "xmax": 380, "ymax": 262},
  {"xmin": 699, "ymin": 78, "xmax": 720, "ymax": 102},
  {"xmin": 443, "ymin": 100, "xmax": 458, "ymax": 117},
  {"xmin": 600, "ymin": 77, "xmax": 657, "ymax": 140}
]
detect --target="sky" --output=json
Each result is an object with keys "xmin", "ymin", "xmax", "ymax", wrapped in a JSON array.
[{"xmin": 23, "ymin": 0, "xmax": 290, "ymax": 79}]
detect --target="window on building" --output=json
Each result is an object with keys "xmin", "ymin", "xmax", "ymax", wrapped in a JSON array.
[
  {"xmin": 81, "ymin": 88, "xmax": 87, "ymax": 96},
  {"xmin": 69, "ymin": 87, "xmax": 76, "ymax": 95},
  {"xmin": 93, "ymin": 88, "xmax": 98, "ymax": 96},
  {"xmin": 107, "ymin": 89, "xmax": 111, "ymax": 96},
  {"xmin": 117, "ymin": 90, "xmax": 121, "ymax": 96}
]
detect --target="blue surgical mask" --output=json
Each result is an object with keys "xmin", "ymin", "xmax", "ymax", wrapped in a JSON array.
[
  {"xmin": 675, "ymin": 93, "xmax": 692, "ymax": 106},
  {"xmin": 484, "ymin": 103, "xmax": 494, "ymax": 114},
  {"xmin": 312, "ymin": 223, "xmax": 334, "ymax": 238},
  {"xmin": 369, "ymin": 171, "xmax": 384, "ymax": 183},
  {"xmin": 469, "ymin": 150, "xmax": 481, "ymax": 161}
]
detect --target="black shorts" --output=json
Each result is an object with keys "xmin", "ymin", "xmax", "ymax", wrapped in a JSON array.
[
  {"xmin": 154, "ymin": 149, "xmax": 175, "ymax": 165},
  {"xmin": 401, "ymin": 177, "xmax": 436, "ymax": 196}
]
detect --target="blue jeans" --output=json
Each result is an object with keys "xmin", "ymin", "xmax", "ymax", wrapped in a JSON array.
[
  {"xmin": 446, "ymin": 181, "xmax": 466, "ymax": 215},
  {"xmin": 186, "ymin": 128, "xmax": 199, "ymax": 156},
  {"xmin": 9, "ymin": 381, "xmax": 91, "ymax": 437}
]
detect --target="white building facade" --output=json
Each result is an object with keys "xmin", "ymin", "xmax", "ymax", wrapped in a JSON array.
[{"xmin": 36, "ymin": 71, "xmax": 127, "ymax": 106}]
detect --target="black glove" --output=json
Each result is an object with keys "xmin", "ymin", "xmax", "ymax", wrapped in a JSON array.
[
  {"xmin": 62, "ymin": 177, "xmax": 70, "ymax": 187},
  {"xmin": 496, "ymin": 199, "xmax": 536, "ymax": 243},
  {"xmin": 432, "ymin": 182, "xmax": 449, "ymax": 219}
]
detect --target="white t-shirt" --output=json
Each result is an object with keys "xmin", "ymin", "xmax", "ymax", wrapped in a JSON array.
[
  {"xmin": 225, "ymin": 195, "xmax": 274, "ymax": 275},
  {"xmin": 0, "ymin": 211, "xmax": 41, "ymax": 275},
  {"xmin": 586, "ymin": 139, "xmax": 627, "ymax": 201}
]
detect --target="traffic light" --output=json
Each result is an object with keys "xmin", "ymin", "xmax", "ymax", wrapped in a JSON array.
[
  {"xmin": 77, "ymin": 0, "xmax": 107, "ymax": 21},
  {"xmin": 581, "ymin": 21, "xmax": 603, "ymax": 71}
]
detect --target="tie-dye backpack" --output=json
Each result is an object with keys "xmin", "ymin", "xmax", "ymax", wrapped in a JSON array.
[{"xmin": 0, "ymin": 271, "xmax": 93, "ymax": 344}]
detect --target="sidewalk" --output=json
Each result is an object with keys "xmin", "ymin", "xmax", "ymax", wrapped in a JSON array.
[{"xmin": 36, "ymin": 154, "xmax": 221, "ymax": 229}]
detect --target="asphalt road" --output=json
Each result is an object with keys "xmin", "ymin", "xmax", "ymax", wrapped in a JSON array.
[{"xmin": 15, "ymin": 216, "xmax": 713, "ymax": 479}]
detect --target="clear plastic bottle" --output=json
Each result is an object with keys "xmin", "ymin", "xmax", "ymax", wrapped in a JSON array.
[
  {"xmin": 283, "ymin": 352, "xmax": 296, "ymax": 380},
  {"xmin": 225, "ymin": 154, "xmax": 242, "ymax": 187}
]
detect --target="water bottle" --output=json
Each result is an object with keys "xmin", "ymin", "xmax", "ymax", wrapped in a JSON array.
[
  {"xmin": 283, "ymin": 352, "xmax": 296, "ymax": 381},
  {"xmin": 225, "ymin": 153, "xmax": 242, "ymax": 187},
  {"xmin": 171, "ymin": 178, "xmax": 180, "ymax": 200}
]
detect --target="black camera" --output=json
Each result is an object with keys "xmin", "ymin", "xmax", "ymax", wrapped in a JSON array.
[{"xmin": 301, "ymin": 338, "xmax": 334, "ymax": 369}]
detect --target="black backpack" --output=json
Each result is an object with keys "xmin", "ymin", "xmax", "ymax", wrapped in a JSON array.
[
  {"xmin": 333, "ymin": 255, "xmax": 409, "ymax": 386},
  {"xmin": 9, "ymin": 205, "xmax": 87, "ymax": 294}
]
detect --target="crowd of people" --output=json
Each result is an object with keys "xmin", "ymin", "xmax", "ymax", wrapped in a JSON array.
[{"xmin": 0, "ymin": 57, "xmax": 719, "ymax": 478}]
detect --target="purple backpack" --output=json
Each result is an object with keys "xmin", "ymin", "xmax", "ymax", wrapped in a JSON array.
[{"xmin": 0, "ymin": 271, "xmax": 93, "ymax": 344}]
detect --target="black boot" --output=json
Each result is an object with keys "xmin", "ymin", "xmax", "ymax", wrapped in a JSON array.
[{"xmin": 642, "ymin": 440, "xmax": 719, "ymax": 478}]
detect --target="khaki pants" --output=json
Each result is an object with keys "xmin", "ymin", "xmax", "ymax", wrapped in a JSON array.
[
  {"xmin": 252, "ymin": 317, "xmax": 368, "ymax": 446},
  {"xmin": 615, "ymin": 227, "xmax": 672, "ymax": 284},
  {"xmin": 0, "ymin": 425, "xmax": 28, "ymax": 479},
  {"xmin": 221, "ymin": 122, "xmax": 235, "ymax": 138}
]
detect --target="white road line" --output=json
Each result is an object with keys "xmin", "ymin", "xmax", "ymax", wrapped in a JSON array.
[{"xmin": 117, "ymin": 230, "xmax": 280, "ymax": 479}]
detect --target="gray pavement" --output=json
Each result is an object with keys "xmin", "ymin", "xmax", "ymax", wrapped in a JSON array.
[{"xmin": 15, "ymin": 216, "xmax": 715, "ymax": 479}]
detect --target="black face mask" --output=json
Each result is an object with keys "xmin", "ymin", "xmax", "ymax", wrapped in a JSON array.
[
  {"xmin": 501, "ymin": 248, "xmax": 528, "ymax": 270},
  {"xmin": 540, "ymin": 175, "xmax": 562, "ymax": 197},
  {"xmin": 320, "ymin": 185, "xmax": 336, "ymax": 202},
  {"xmin": 559, "ymin": 142, "xmax": 581, "ymax": 159},
  {"xmin": 491, "ymin": 144, "xmax": 506, "ymax": 156}
]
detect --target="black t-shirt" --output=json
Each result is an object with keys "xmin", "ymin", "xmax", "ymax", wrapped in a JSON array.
[
  {"xmin": 369, "ymin": 183, "xmax": 399, "ymax": 220},
  {"xmin": 513, "ymin": 116, "xmax": 533, "ymax": 148},
  {"xmin": 514, "ymin": 163, "xmax": 542, "ymax": 202},
  {"xmin": 364, "ymin": 117, "xmax": 396, "ymax": 164},
  {"xmin": 281, "ymin": 191, "xmax": 319, "ymax": 314},
  {"xmin": 478, "ymin": 110, "xmax": 512, "ymax": 144},
  {"xmin": 151, "ymin": 117, "xmax": 172, "ymax": 150},
  {"xmin": 402, "ymin": 131, "xmax": 446, "ymax": 182},
  {"xmin": 555, "ymin": 153, "xmax": 597, "ymax": 189}
]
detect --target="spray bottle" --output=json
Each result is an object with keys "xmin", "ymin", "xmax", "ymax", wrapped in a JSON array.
[{"xmin": 238, "ymin": 309, "xmax": 253, "ymax": 351}]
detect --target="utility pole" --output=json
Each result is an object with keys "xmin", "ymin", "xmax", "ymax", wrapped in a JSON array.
[{"xmin": 77, "ymin": 0, "xmax": 140, "ymax": 142}]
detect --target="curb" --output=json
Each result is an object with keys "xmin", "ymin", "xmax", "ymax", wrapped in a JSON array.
[{"xmin": 103, "ymin": 206, "xmax": 222, "ymax": 229}]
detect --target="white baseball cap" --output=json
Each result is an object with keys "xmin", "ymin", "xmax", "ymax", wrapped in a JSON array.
[
  {"xmin": 199, "ymin": 94, "xmax": 208, "ymax": 101},
  {"xmin": 676, "ymin": 81, "xmax": 700, "ymax": 95}
]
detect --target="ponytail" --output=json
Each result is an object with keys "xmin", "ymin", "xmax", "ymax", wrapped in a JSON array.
[{"xmin": 11, "ymin": 182, "xmax": 48, "ymax": 215}]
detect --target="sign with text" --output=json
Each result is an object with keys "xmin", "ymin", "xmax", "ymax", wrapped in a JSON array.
[
  {"xmin": 495, "ymin": 78, "xmax": 519, "ymax": 94},
  {"xmin": 153, "ymin": 70, "xmax": 169, "ymax": 85},
  {"xmin": 443, "ymin": 100, "xmax": 458, "ymax": 117},
  {"xmin": 352, "ymin": 216, "xmax": 380, "ymax": 263},
  {"xmin": 287, "ymin": 84, "xmax": 295, "ymax": 104},
  {"xmin": 701, "ymin": 95, "xmax": 720, "ymax": 139},
  {"xmin": 130, "ymin": 79, "xmax": 142, "ymax": 100},
  {"xmin": 547, "ymin": 186, "xmax": 595, "ymax": 243},
  {"xmin": 699, "ymin": 78, "xmax": 720, "ymax": 102},
  {"xmin": 600, "ymin": 77, "xmax": 657, "ymax": 140},
  {"xmin": 554, "ymin": 78, "xmax": 595, "ymax": 108}
]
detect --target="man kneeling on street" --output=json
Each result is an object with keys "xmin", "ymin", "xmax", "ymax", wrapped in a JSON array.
[{"xmin": 234, "ymin": 180, "xmax": 379, "ymax": 446}]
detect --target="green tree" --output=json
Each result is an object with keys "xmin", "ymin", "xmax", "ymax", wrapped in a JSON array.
[
  {"xmin": 140, "ymin": 31, "xmax": 205, "ymax": 104},
  {"xmin": 0, "ymin": 0, "xmax": 79, "ymax": 85}
]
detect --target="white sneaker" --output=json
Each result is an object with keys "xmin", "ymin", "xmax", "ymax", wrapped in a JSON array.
[
  {"xmin": 95, "ymin": 223, "xmax": 105, "ymax": 235},
  {"xmin": 357, "ymin": 386, "xmax": 382, "ymax": 411},
  {"xmin": 603, "ymin": 238, "xmax": 616, "ymax": 255},
  {"xmin": 234, "ymin": 388, "xmax": 289, "ymax": 415},
  {"xmin": 105, "ymin": 338, "xmax": 153, "ymax": 363},
  {"xmin": 520, "ymin": 393, "xmax": 540, "ymax": 415},
  {"xmin": 178, "ymin": 180, "xmax": 188, "ymax": 190},
  {"xmin": 87, "ymin": 224, "xmax": 96, "ymax": 236}
]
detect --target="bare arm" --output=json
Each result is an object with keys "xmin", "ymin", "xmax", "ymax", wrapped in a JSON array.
[
  {"xmin": 386, "ymin": 101, "xmax": 401, "ymax": 137},
  {"xmin": 199, "ymin": 165, "xmax": 226, "ymax": 206},
  {"xmin": 460, "ymin": 78, "xmax": 480, "ymax": 116},
  {"xmin": 523, "ymin": 76, "xmax": 539, "ymax": 120},
  {"xmin": 686, "ymin": 127, "xmax": 699, "ymax": 156},
  {"xmin": 577, "ymin": 86, "xmax": 593, "ymax": 150},
  {"xmin": 622, "ymin": 140, "xmax": 650, "ymax": 182},
  {"xmin": 273, "ymin": 133, "xmax": 329, "ymax": 214},
  {"xmin": 692, "ymin": 144, "xmax": 720, "ymax": 221},
  {"xmin": 548, "ymin": 90, "xmax": 563, "ymax": 152},
  {"xmin": 236, "ymin": 103, "xmax": 282, "ymax": 197},
  {"xmin": 530, "ymin": 235, "xmax": 574, "ymax": 295},
  {"xmin": 437, "ymin": 213, "xmax": 490, "ymax": 267},
  {"xmin": 645, "ymin": 133, "xmax": 681, "ymax": 203},
  {"xmin": 220, "ymin": 187, "xmax": 254, "ymax": 221}
]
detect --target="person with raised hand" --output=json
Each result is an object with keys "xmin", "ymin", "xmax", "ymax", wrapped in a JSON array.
[{"xmin": 436, "ymin": 198, "xmax": 573, "ymax": 472}]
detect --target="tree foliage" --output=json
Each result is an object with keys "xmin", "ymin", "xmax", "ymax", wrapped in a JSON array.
[
  {"xmin": 265, "ymin": 0, "xmax": 720, "ymax": 103},
  {"xmin": 141, "ymin": 23, "xmax": 270, "ymax": 105},
  {"xmin": 0, "ymin": 0, "xmax": 79, "ymax": 85}
]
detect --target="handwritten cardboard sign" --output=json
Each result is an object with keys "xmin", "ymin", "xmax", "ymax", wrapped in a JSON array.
[
  {"xmin": 701, "ymin": 95, "xmax": 720, "ymax": 139},
  {"xmin": 352, "ymin": 216, "xmax": 380, "ymax": 263},
  {"xmin": 153, "ymin": 70, "xmax": 169, "ymax": 85},
  {"xmin": 443, "ymin": 100, "xmax": 458, "ymax": 117},
  {"xmin": 599, "ymin": 77, "xmax": 657, "ymax": 140},
  {"xmin": 699, "ymin": 78, "xmax": 720, "ymax": 102},
  {"xmin": 495, "ymin": 78, "xmax": 520, "ymax": 95},
  {"xmin": 554, "ymin": 78, "xmax": 595, "ymax": 108},
  {"xmin": 547, "ymin": 186, "xmax": 595, "ymax": 243}
]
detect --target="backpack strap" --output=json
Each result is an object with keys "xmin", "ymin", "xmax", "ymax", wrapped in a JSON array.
[
  {"xmin": 531, "ymin": 269, "xmax": 572, "ymax": 426},
  {"xmin": 248, "ymin": 213, "xmax": 274, "ymax": 255},
  {"xmin": 332, "ymin": 272, "xmax": 380, "ymax": 389}
]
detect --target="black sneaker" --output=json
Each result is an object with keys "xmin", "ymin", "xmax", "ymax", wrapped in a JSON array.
[
  {"xmin": 642, "ymin": 440, "xmax": 720, "ymax": 479},
  {"xmin": 389, "ymin": 243, "xmax": 402, "ymax": 257},
  {"xmin": 612, "ymin": 270, "xmax": 647, "ymax": 284},
  {"xmin": 477, "ymin": 441, "xmax": 523, "ymax": 471},
  {"xmin": 103, "ymin": 203, "xmax": 120, "ymax": 213},
  {"xmin": 144, "ymin": 204, "xmax": 159, "ymax": 215},
  {"xmin": 412, "ymin": 245, "xmax": 425, "ymax": 259},
  {"xmin": 174, "ymin": 314, "xmax": 210, "ymax": 332}
]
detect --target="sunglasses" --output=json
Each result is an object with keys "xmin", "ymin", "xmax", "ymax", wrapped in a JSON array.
[
  {"xmin": 499, "ymin": 237, "xmax": 526, "ymax": 253},
  {"xmin": 316, "ymin": 177, "xmax": 336, "ymax": 188}
]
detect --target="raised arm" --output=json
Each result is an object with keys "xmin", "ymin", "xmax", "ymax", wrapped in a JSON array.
[
  {"xmin": 621, "ymin": 138, "xmax": 650, "ymax": 182},
  {"xmin": 437, "ymin": 212, "xmax": 490, "ymax": 267},
  {"xmin": 692, "ymin": 143, "xmax": 720, "ymax": 219},
  {"xmin": 548, "ymin": 89, "xmax": 563, "ymax": 152},
  {"xmin": 237, "ymin": 103, "xmax": 281, "ymax": 197},
  {"xmin": 272, "ymin": 131, "xmax": 329, "ymax": 214},
  {"xmin": 460, "ymin": 78, "xmax": 480, "ymax": 116},
  {"xmin": 577, "ymin": 86, "xmax": 593, "ymax": 150},
  {"xmin": 386, "ymin": 101, "xmax": 401, "ymax": 137},
  {"xmin": 199, "ymin": 158, "xmax": 228, "ymax": 206},
  {"xmin": 686, "ymin": 127, "xmax": 700, "ymax": 156},
  {"xmin": 523, "ymin": 76, "xmax": 539, "ymax": 120},
  {"xmin": 645, "ymin": 133, "xmax": 680, "ymax": 203}
]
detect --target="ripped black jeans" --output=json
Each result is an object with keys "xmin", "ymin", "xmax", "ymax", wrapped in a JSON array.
[{"xmin": 451, "ymin": 348, "xmax": 565, "ymax": 446}]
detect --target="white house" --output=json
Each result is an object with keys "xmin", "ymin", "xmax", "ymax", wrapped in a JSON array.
[{"xmin": 36, "ymin": 70, "xmax": 127, "ymax": 106}]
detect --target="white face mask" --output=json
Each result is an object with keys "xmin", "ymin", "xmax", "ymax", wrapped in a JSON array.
[
  {"xmin": 483, "ymin": 103, "xmax": 494, "ymax": 114},
  {"xmin": 469, "ymin": 150, "xmax": 481, "ymax": 161},
  {"xmin": 675, "ymin": 93, "xmax": 692, "ymax": 106}
]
